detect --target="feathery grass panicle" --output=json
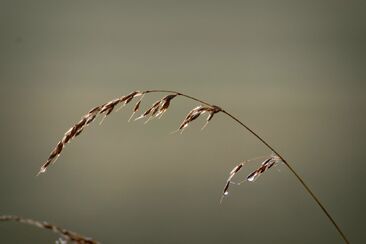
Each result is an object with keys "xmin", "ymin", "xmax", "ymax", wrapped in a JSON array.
[
  {"xmin": 0, "ymin": 215, "xmax": 98, "ymax": 244},
  {"xmin": 37, "ymin": 89, "xmax": 349, "ymax": 243}
]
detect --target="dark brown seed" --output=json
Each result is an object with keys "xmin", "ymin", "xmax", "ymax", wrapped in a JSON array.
[
  {"xmin": 133, "ymin": 100, "xmax": 142, "ymax": 112},
  {"xmin": 143, "ymin": 107, "xmax": 153, "ymax": 116},
  {"xmin": 75, "ymin": 129, "xmax": 83, "ymax": 137},
  {"xmin": 178, "ymin": 110, "xmax": 202, "ymax": 130},
  {"xmin": 120, "ymin": 91, "xmax": 142, "ymax": 106},
  {"xmin": 120, "ymin": 91, "xmax": 140, "ymax": 102},
  {"xmin": 151, "ymin": 103, "xmax": 161, "ymax": 116},
  {"xmin": 207, "ymin": 112, "xmax": 214, "ymax": 121},
  {"xmin": 268, "ymin": 161, "xmax": 275, "ymax": 169},
  {"xmin": 88, "ymin": 106, "xmax": 102, "ymax": 114},
  {"xmin": 157, "ymin": 95, "xmax": 177, "ymax": 117},
  {"xmin": 105, "ymin": 107, "xmax": 114, "ymax": 115},
  {"xmin": 100, "ymin": 99, "xmax": 120, "ymax": 113},
  {"xmin": 261, "ymin": 158, "xmax": 272, "ymax": 166},
  {"xmin": 124, "ymin": 95, "xmax": 134, "ymax": 105},
  {"xmin": 223, "ymin": 181, "xmax": 231, "ymax": 195},
  {"xmin": 86, "ymin": 114, "xmax": 97, "ymax": 125},
  {"xmin": 50, "ymin": 142, "xmax": 63, "ymax": 158},
  {"xmin": 184, "ymin": 111, "xmax": 201, "ymax": 126},
  {"xmin": 246, "ymin": 158, "xmax": 276, "ymax": 182},
  {"xmin": 230, "ymin": 164, "xmax": 243, "ymax": 175}
]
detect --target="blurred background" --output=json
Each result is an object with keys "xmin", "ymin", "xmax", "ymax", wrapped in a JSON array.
[{"xmin": 0, "ymin": 0, "xmax": 365, "ymax": 243}]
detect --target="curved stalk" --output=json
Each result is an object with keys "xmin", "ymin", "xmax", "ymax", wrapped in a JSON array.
[
  {"xmin": 0, "ymin": 215, "xmax": 98, "ymax": 243},
  {"xmin": 144, "ymin": 89, "xmax": 349, "ymax": 243}
]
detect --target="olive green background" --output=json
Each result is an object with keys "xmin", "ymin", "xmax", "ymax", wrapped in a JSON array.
[{"xmin": 0, "ymin": 0, "xmax": 365, "ymax": 243}]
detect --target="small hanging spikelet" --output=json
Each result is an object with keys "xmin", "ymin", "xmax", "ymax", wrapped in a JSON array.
[
  {"xmin": 177, "ymin": 106, "xmax": 205, "ymax": 132},
  {"xmin": 120, "ymin": 91, "xmax": 142, "ymax": 105},
  {"xmin": 223, "ymin": 181, "xmax": 231, "ymax": 196},
  {"xmin": 201, "ymin": 105, "xmax": 222, "ymax": 130},
  {"xmin": 100, "ymin": 98, "xmax": 120, "ymax": 114},
  {"xmin": 140, "ymin": 95, "xmax": 176, "ymax": 123},
  {"xmin": 230, "ymin": 163, "xmax": 243, "ymax": 176},
  {"xmin": 86, "ymin": 106, "xmax": 102, "ymax": 125},
  {"xmin": 150, "ymin": 103, "xmax": 161, "ymax": 117},
  {"xmin": 176, "ymin": 105, "xmax": 221, "ymax": 133},
  {"xmin": 134, "ymin": 100, "xmax": 142, "ymax": 112},
  {"xmin": 220, "ymin": 162, "xmax": 245, "ymax": 202},
  {"xmin": 155, "ymin": 94, "xmax": 177, "ymax": 118},
  {"xmin": 220, "ymin": 181, "xmax": 236, "ymax": 204},
  {"xmin": 128, "ymin": 94, "xmax": 145, "ymax": 122},
  {"xmin": 100, "ymin": 91, "xmax": 142, "ymax": 124},
  {"xmin": 135, "ymin": 107, "xmax": 152, "ymax": 120},
  {"xmin": 135, "ymin": 100, "xmax": 161, "ymax": 121},
  {"xmin": 246, "ymin": 156, "xmax": 280, "ymax": 182},
  {"xmin": 128, "ymin": 100, "xmax": 142, "ymax": 122},
  {"xmin": 62, "ymin": 118, "xmax": 87, "ymax": 144},
  {"xmin": 116, "ymin": 90, "xmax": 142, "ymax": 111},
  {"xmin": 99, "ymin": 98, "xmax": 121, "ymax": 125}
]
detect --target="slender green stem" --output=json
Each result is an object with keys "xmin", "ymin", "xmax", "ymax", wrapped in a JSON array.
[{"xmin": 144, "ymin": 89, "xmax": 349, "ymax": 243}]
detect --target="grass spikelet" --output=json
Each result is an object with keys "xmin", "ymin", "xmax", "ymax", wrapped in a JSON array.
[
  {"xmin": 177, "ymin": 106, "xmax": 204, "ymax": 132},
  {"xmin": 220, "ymin": 154, "xmax": 280, "ymax": 202},
  {"xmin": 143, "ymin": 100, "xmax": 161, "ymax": 124},
  {"xmin": 135, "ymin": 100, "xmax": 160, "ymax": 122},
  {"xmin": 246, "ymin": 158, "xmax": 275, "ymax": 182},
  {"xmin": 220, "ymin": 161, "xmax": 245, "ymax": 202},
  {"xmin": 155, "ymin": 94, "xmax": 177, "ymax": 118},
  {"xmin": 246, "ymin": 154, "xmax": 281, "ymax": 182},
  {"xmin": 128, "ymin": 94, "xmax": 145, "ymax": 122}
]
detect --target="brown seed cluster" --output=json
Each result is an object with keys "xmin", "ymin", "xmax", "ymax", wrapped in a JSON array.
[
  {"xmin": 247, "ymin": 156, "xmax": 280, "ymax": 182},
  {"xmin": 135, "ymin": 94, "xmax": 177, "ymax": 122},
  {"xmin": 220, "ymin": 161, "xmax": 246, "ymax": 203},
  {"xmin": 38, "ymin": 91, "xmax": 223, "ymax": 175},
  {"xmin": 38, "ymin": 91, "xmax": 142, "ymax": 175},
  {"xmin": 0, "ymin": 215, "xmax": 98, "ymax": 244},
  {"xmin": 177, "ymin": 105, "xmax": 221, "ymax": 133},
  {"xmin": 220, "ymin": 154, "xmax": 281, "ymax": 202}
]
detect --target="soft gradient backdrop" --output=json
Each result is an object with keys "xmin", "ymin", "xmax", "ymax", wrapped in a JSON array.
[{"xmin": 0, "ymin": 0, "xmax": 365, "ymax": 243}]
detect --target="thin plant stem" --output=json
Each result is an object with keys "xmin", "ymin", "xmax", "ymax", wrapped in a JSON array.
[
  {"xmin": 144, "ymin": 89, "xmax": 349, "ymax": 244},
  {"xmin": 0, "ymin": 215, "xmax": 98, "ymax": 244}
]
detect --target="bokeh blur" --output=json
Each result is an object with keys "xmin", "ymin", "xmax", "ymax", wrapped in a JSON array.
[{"xmin": 0, "ymin": 0, "xmax": 365, "ymax": 243}]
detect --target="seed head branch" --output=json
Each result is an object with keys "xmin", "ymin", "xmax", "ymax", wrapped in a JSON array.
[{"xmin": 0, "ymin": 215, "xmax": 98, "ymax": 244}]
